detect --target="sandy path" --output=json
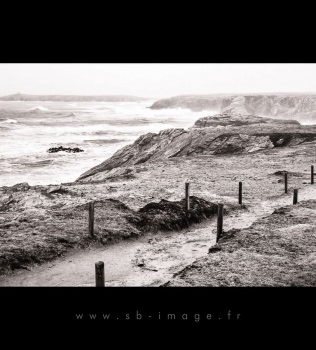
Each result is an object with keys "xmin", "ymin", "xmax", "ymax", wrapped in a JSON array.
[{"xmin": 1, "ymin": 185, "xmax": 315, "ymax": 287}]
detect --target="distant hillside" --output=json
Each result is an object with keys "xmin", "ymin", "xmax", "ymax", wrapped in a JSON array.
[{"xmin": 0, "ymin": 93, "xmax": 147, "ymax": 102}]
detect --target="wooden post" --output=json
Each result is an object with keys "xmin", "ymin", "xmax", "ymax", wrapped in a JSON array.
[
  {"xmin": 311, "ymin": 165, "xmax": 314, "ymax": 184},
  {"xmin": 284, "ymin": 172, "xmax": 288, "ymax": 194},
  {"xmin": 185, "ymin": 182, "xmax": 190, "ymax": 211},
  {"xmin": 89, "ymin": 202, "xmax": 94, "ymax": 236},
  {"xmin": 239, "ymin": 182, "xmax": 242, "ymax": 205},
  {"xmin": 216, "ymin": 203, "xmax": 224, "ymax": 243},
  {"xmin": 293, "ymin": 189, "xmax": 298, "ymax": 205},
  {"xmin": 95, "ymin": 261, "xmax": 105, "ymax": 287}
]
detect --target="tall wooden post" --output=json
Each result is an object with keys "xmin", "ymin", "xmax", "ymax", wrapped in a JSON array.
[
  {"xmin": 185, "ymin": 182, "xmax": 190, "ymax": 211},
  {"xmin": 284, "ymin": 173, "xmax": 288, "ymax": 194},
  {"xmin": 216, "ymin": 203, "xmax": 224, "ymax": 243},
  {"xmin": 293, "ymin": 189, "xmax": 298, "ymax": 205},
  {"xmin": 89, "ymin": 202, "xmax": 94, "ymax": 236},
  {"xmin": 95, "ymin": 261, "xmax": 105, "ymax": 287},
  {"xmin": 311, "ymin": 166, "xmax": 314, "ymax": 184},
  {"xmin": 239, "ymin": 182, "xmax": 242, "ymax": 205}
]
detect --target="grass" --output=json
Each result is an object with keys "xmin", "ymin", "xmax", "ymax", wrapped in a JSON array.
[
  {"xmin": 0, "ymin": 197, "xmax": 220, "ymax": 276},
  {"xmin": 165, "ymin": 200, "xmax": 316, "ymax": 286}
]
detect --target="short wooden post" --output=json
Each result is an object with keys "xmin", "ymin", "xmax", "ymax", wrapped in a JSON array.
[
  {"xmin": 216, "ymin": 203, "xmax": 224, "ymax": 243},
  {"xmin": 89, "ymin": 202, "xmax": 94, "ymax": 236},
  {"xmin": 284, "ymin": 172, "xmax": 288, "ymax": 194},
  {"xmin": 311, "ymin": 165, "xmax": 314, "ymax": 184},
  {"xmin": 185, "ymin": 182, "xmax": 190, "ymax": 211},
  {"xmin": 239, "ymin": 182, "xmax": 242, "ymax": 205},
  {"xmin": 293, "ymin": 189, "xmax": 298, "ymax": 205},
  {"xmin": 95, "ymin": 261, "xmax": 105, "ymax": 287}
]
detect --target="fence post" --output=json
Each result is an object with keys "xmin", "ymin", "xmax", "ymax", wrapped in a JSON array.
[
  {"xmin": 311, "ymin": 165, "xmax": 314, "ymax": 184},
  {"xmin": 216, "ymin": 203, "xmax": 224, "ymax": 243},
  {"xmin": 284, "ymin": 172, "xmax": 288, "ymax": 194},
  {"xmin": 293, "ymin": 189, "xmax": 298, "ymax": 205},
  {"xmin": 89, "ymin": 202, "xmax": 94, "ymax": 236},
  {"xmin": 95, "ymin": 261, "xmax": 105, "ymax": 287},
  {"xmin": 239, "ymin": 182, "xmax": 242, "ymax": 205},
  {"xmin": 185, "ymin": 182, "xmax": 190, "ymax": 211}
]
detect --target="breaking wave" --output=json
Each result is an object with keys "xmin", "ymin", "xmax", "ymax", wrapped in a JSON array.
[
  {"xmin": 29, "ymin": 106, "xmax": 50, "ymax": 112},
  {"xmin": 0, "ymin": 118, "xmax": 18, "ymax": 124}
]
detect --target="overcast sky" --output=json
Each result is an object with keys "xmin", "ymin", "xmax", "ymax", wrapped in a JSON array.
[{"xmin": 0, "ymin": 64, "xmax": 315, "ymax": 98}]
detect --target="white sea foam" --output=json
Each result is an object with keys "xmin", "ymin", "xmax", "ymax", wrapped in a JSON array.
[
  {"xmin": 1, "ymin": 118, "xmax": 18, "ymax": 124},
  {"xmin": 29, "ymin": 106, "xmax": 50, "ymax": 111}
]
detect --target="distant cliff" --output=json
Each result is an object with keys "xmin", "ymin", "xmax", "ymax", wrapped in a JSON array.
[
  {"xmin": 77, "ymin": 113, "xmax": 316, "ymax": 183},
  {"xmin": 150, "ymin": 95, "xmax": 224, "ymax": 111},
  {"xmin": 0, "ymin": 93, "xmax": 147, "ymax": 102},
  {"xmin": 150, "ymin": 94, "xmax": 316, "ymax": 121}
]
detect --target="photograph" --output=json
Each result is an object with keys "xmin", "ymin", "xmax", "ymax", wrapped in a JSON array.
[{"xmin": 0, "ymin": 63, "xmax": 315, "ymax": 324}]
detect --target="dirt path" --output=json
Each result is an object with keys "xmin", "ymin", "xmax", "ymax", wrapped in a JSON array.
[{"xmin": 1, "ymin": 185, "xmax": 315, "ymax": 286}]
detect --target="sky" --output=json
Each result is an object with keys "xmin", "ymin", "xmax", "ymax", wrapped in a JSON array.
[{"xmin": 0, "ymin": 64, "xmax": 316, "ymax": 98}]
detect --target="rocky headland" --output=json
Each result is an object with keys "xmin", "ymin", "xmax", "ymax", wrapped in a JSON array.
[{"xmin": 77, "ymin": 112, "xmax": 316, "ymax": 183}]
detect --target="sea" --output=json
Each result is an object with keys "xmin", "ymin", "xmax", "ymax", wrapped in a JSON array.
[{"xmin": 0, "ymin": 100, "xmax": 216, "ymax": 186}]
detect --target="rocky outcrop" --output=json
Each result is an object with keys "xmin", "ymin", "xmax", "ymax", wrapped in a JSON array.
[
  {"xmin": 77, "ymin": 113, "xmax": 316, "ymax": 182},
  {"xmin": 193, "ymin": 113, "xmax": 300, "ymax": 128},
  {"xmin": 77, "ymin": 128, "xmax": 189, "ymax": 181},
  {"xmin": 47, "ymin": 146, "xmax": 84, "ymax": 153},
  {"xmin": 150, "ymin": 94, "xmax": 316, "ymax": 121}
]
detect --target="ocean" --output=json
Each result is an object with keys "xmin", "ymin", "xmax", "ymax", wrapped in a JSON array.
[{"xmin": 0, "ymin": 100, "xmax": 216, "ymax": 186}]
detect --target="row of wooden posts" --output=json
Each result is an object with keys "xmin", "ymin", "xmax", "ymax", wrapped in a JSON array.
[{"xmin": 93, "ymin": 165, "xmax": 315, "ymax": 286}]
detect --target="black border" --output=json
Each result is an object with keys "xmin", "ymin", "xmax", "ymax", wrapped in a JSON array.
[
  {"xmin": 1, "ymin": 287, "xmax": 315, "ymax": 332},
  {"xmin": 1, "ymin": 17, "xmax": 315, "ymax": 335},
  {"xmin": 0, "ymin": 18, "xmax": 314, "ymax": 64}
]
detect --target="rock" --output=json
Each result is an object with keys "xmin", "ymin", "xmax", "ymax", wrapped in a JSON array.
[
  {"xmin": 208, "ymin": 245, "xmax": 222, "ymax": 253},
  {"xmin": 0, "ymin": 220, "xmax": 19, "ymax": 228},
  {"xmin": 11, "ymin": 182, "xmax": 30, "ymax": 191},
  {"xmin": 47, "ymin": 186, "xmax": 62, "ymax": 194},
  {"xmin": 276, "ymin": 138, "xmax": 284, "ymax": 145},
  {"xmin": 274, "ymin": 170, "xmax": 287, "ymax": 175},
  {"xmin": 239, "ymin": 134, "xmax": 250, "ymax": 141},
  {"xmin": 57, "ymin": 237, "xmax": 71, "ymax": 243},
  {"xmin": 135, "ymin": 167, "xmax": 148, "ymax": 173},
  {"xmin": 193, "ymin": 112, "xmax": 298, "ymax": 128},
  {"xmin": 247, "ymin": 147, "xmax": 263, "ymax": 153},
  {"xmin": 47, "ymin": 146, "xmax": 84, "ymax": 153}
]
